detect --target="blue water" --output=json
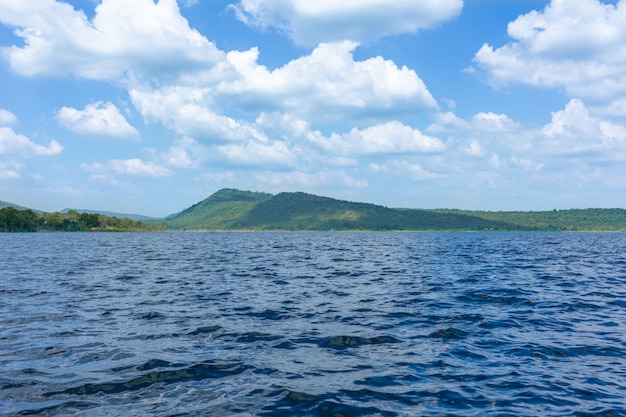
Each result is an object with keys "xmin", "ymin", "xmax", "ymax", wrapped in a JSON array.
[{"xmin": 1, "ymin": 232, "xmax": 625, "ymax": 416}]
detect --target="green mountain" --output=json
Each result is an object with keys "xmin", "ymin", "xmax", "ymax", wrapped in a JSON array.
[
  {"xmin": 164, "ymin": 188, "xmax": 273, "ymax": 230},
  {"xmin": 0, "ymin": 200, "xmax": 35, "ymax": 211},
  {"xmin": 4, "ymin": 189, "xmax": 626, "ymax": 232},
  {"xmin": 165, "ymin": 189, "xmax": 518, "ymax": 231}
]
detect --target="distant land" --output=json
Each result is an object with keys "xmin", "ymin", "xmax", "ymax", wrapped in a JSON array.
[
  {"xmin": 60, "ymin": 208, "xmax": 156, "ymax": 221},
  {"xmin": 156, "ymin": 188, "xmax": 626, "ymax": 232},
  {"xmin": 2, "ymin": 188, "xmax": 626, "ymax": 232},
  {"xmin": 0, "ymin": 200, "xmax": 33, "ymax": 211}
]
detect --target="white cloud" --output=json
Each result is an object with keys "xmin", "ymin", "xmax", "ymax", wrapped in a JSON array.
[
  {"xmin": 0, "ymin": 161, "xmax": 24, "ymax": 179},
  {"xmin": 427, "ymin": 111, "xmax": 471, "ymax": 133},
  {"xmin": 471, "ymin": 112, "xmax": 519, "ymax": 133},
  {"xmin": 230, "ymin": 0, "xmax": 463, "ymax": 45},
  {"xmin": 461, "ymin": 140, "xmax": 486, "ymax": 157},
  {"xmin": 0, "ymin": 0, "xmax": 226, "ymax": 82},
  {"xmin": 217, "ymin": 141, "xmax": 297, "ymax": 167},
  {"xmin": 56, "ymin": 102, "xmax": 139, "ymax": 138},
  {"xmin": 0, "ymin": 109, "xmax": 18, "ymax": 126},
  {"xmin": 370, "ymin": 159, "xmax": 445, "ymax": 181},
  {"xmin": 0, "ymin": 127, "xmax": 63, "ymax": 156},
  {"xmin": 2, "ymin": 1, "xmax": 439, "ymax": 144},
  {"xmin": 473, "ymin": 0, "xmax": 626, "ymax": 103},
  {"xmin": 222, "ymin": 42, "xmax": 438, "ymax": 120},
  {"xmin": 253, "ymin": 169, "xmax": 367, "ymax": 189},
  {"xmin": 258, "ymin": 113, "xmax": 444, "ymax": 156},
  {"xmin": 510, "ymin": 156, "xmax": 544, "ymax": 172},
  {"xmin": 336, "ymin": 121, "xmax": 445, "ymax": 154},
  {"xmin": 542, "ymin": 98, "xmax": 626, "ymax": 155},
  {"xmin": 148, "ymin": 137, "xmax": 203, "ymax": 169},
  {"xmin": 130, "ymin": 86, "xmax": 270, "ymax": 141},
  {"xmin": 81, "ymin": 158, "xmax": 174, "ymax": 178}
]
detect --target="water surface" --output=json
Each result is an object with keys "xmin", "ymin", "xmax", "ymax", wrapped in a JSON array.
[{"xmin": 1, "ymin": 232, "xmax": 625, "ymax": 416}]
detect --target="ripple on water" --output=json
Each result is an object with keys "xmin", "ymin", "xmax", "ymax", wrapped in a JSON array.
[{"xmin": 0, "ymin": 232, "xmax": 625, "ymax": 416}]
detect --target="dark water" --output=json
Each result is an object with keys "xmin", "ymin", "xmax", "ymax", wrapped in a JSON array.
[{"xmin": 1, "ymin": 232, "xmax": 625, "ymax": 416}]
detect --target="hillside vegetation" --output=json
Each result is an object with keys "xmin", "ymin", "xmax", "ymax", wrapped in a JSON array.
[
  {"xmin": 163, "ymin": 189, "xmax": 626, "ymax": 231},
  {"xmin": 163, "ymin": 189, "xmax": 273, "ymax": 230},
  {"xmin": 3, "ymin": 188, "xmax": 626, "ymax": 232},
  {"xmin": 0, "ymin": 207, "xmax": 161, "ymax": 232},
  {"xmin": 430, "ymin": 208, "xmax": 626, "ymax": 232}
]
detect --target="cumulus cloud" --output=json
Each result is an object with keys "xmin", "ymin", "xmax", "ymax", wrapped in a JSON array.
[
  {"xmin": 0, "ymin": 127, "xmax": 63, "ymax": 156},
  {"xmin": 421, "ymin": 99, "xmax": 626, "ymax": 195},
  {"xmin": 0, "ymin": 109, "xmax": 18, "ymax": 126},
  {"xmin": 0, "ymin": 0, "xmax": 226, "ymax": 82},
  {"xmin": 230, "ymin": 0, "xmax": 463, "ymax": 45},
  {"xmin": 81, "ymin": 158, "xmax": 174, "ymax": 178},
  {"xmin": 2, "ymin": 1, "xmax": 440, "ymax": 144},
  {"xmin": 473, "ymin": 0, "xmax": 626, "ymax": 103},
  {"xmin": 258, "ymin": 113, "xmax": 444, "ymax": 156},
  {"xmin": 542, "ymin": 98, "xmax": 626, "ymax": 155},
  {"xmin": 334, "ymin": 121, "xmax": 445, "ymax": 154},
  {"xmin": 222, "ymin": 41, "xmax": 438, "ymax": 120},
  {"xmin": 471, "ymin": 112, "xmax": 519, "ymax": 133},
  {"xmin": 56, "ymin": 102, "xmax": 139, "ymax": 138},
  {"xmin": 130, "ymin": 86, "xmax": 270, "ymax": 141}
]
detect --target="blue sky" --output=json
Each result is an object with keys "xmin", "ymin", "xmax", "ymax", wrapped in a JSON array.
[{"xmin": 1, "ymin": 0, "xmax": 625, "ymax": 217}]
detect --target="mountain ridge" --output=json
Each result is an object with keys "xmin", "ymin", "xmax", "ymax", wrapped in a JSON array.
[
  {"xmin": 4, "ymin": 188, "xmax": 626, "ymax": 231},
  {"xmin": 161, "ymin": 189, "xmax": 626, "ymax": 231}
]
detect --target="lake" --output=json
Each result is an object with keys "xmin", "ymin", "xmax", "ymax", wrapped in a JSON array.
[{"xmin": 1, "ymin": 232, "xmax": 625, "ymax": 416}]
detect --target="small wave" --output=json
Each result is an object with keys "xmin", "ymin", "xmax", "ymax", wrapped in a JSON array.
[
  {"xmin": 258, "ymin": 388, "xmax": 399, "ymax": 417},
  {"xmin": 457, "ymin": 291, "xmax": 533, "ymax": 305},
  {"xmin": 6, "ymin": 400, "xmax": 98, "ymax": 416},
  {"xmin": 319, "ymin": 335, "xmax": 402, "ymax": 349},
  {"xmin": 188, "ymin": 325, "xmax": 223, "ymax": 335},
  {"xmin": 219, "ymin": 331, "xmax": 282, "ymax": 343},
  {"xmin": 429, "ymin": 328, "xmax": 468, "ymax": 340},
  {"xmin": 47, "ymin": 362, "xmax": 251, "ymax": 397}
]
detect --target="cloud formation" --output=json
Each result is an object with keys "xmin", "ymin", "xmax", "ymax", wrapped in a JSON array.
[
  {"xmin": 473, "ymin": 0, "xmax": 626, "ymax": 103},
  {"xmin": 230, "ymin": 0, "xmax": 463, "ymax": 45},
  {"xmin": 542, "ymin": 98, "xmax": 626, "ymax": 156},
  {"xmin": 0, "ymin": 127, "xmax": 63, "ymax": 157},
  {"xmin": 0, "ymin": 0, "xmax": 225, "ymax": 81},
  {"xmin": 56, "ymin": 102, "xmax": 139, "ymax": 138},
  {"xmin": 81, "ymin": 158, "xmax": 173, "ymax": 179},
  {"xmin": 0, "ymin": 109, "xmax": 18, "ymax": 126},
  {"xmin": 223, "ymin": 42, "xmax": 437, "ymax": 120}
]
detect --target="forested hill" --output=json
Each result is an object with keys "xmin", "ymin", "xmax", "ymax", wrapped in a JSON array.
[
  {"xmin": 429, "ymin": 208, "xmax": 626, "ymax": 232},
  {"xmin": 3, "ymin": 189, "xmax": 626, "ymax": 231},
  {"xmin": 163, "ymin": 189, "xmax": 626, "ymax": 231},
  {"xmin": 164, "ymin": 189, "xmax": 273, "ymax": 230}
]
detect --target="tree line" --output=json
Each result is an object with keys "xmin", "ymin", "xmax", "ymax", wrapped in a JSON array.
[{"xmin": 0, "ymin": 207, "xmax": 161, "ymax": 232}]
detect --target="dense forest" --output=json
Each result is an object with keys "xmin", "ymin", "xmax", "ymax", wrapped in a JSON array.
[
  {"xmin": 0, "ymin": 207, "xmax": 162, "ymax": 232},
  {"xmin": 429, "ymin": 208, "xmax": 626, "ymax": 232},
  {"xmin": 162, "ymin": 189, "xmax": 626, "ymax": 231},
  {"xmin": 2, "ymin": 189, "xmax": 626, "ymax": 232}
]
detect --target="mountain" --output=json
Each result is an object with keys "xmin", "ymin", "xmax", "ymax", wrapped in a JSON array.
[
  {"xmin": 4, "ymin": 189, "xmax": 626, "ymax": 232},
  {"xmin": 165, "ymin": 188, "xmax": 273, "ymax": 230},
  {"xmin": 0, "ymin": 200, "xmax": 35, "ymax": 211},
  {"xmin": 165, "ymin": 189, "xmax": 518, "ymax": 231}
]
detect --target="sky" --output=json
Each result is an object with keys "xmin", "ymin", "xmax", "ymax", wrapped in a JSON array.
[{"xmin": 1, "ymin": 0, "xmax": 625, "ymax": 217}]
